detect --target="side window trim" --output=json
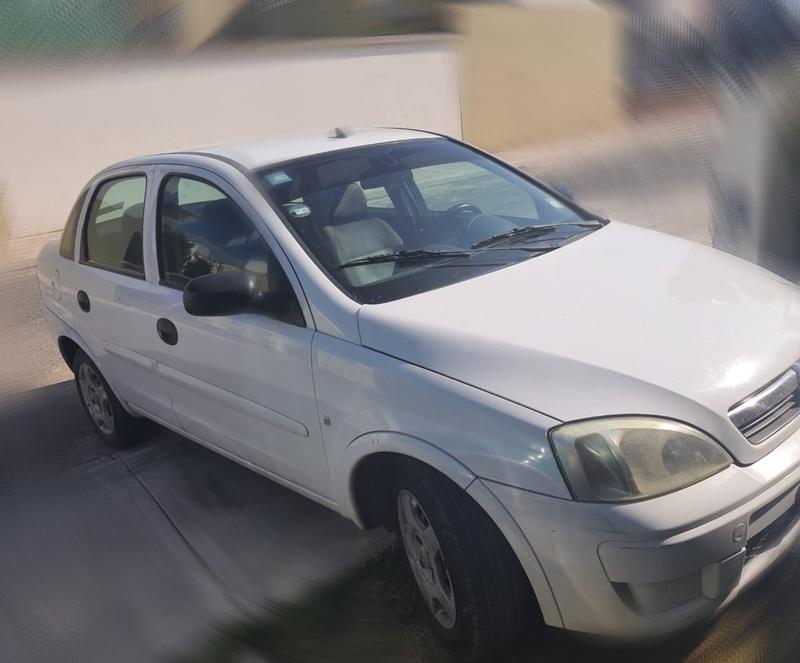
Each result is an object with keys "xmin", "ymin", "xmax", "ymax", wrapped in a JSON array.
[
  {"xmin": 78, "ymin": 172, "xmax": 148, "ymax": 280},
  {"xmin": 154, "ymin": 168, "xmax": 308, "ymax": 328}
]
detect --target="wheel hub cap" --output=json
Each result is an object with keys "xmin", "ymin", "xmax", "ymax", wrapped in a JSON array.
[
  {"xmin": 397, "ymin": 489, "xmax": 457, "ymax": 628},
  {"xmin": 78, "ymin": 363, "xmax": 114, "ymax": 436}
]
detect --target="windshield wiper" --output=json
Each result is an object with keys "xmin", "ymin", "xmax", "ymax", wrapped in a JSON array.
[
  {"xmin": 470, "ymin": 220, "xmax": 604, "ymax": 250},
  {"xmin": 336, "ymin": 249, "xmax": 471, "ymax": 270}
]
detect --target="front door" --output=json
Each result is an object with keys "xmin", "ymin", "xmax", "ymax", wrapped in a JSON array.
[{"xmin": 145, "ymin": 168, "xmax": 330, "ymax": 498}]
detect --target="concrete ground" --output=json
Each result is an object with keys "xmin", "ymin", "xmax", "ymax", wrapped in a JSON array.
[
  {"xmin": 7, "ymin": 114, "xmax": 793, "ymax": 662},
  {"xmin": 0, "ymin": 351, "xmax": 390, "ymax": 662}
]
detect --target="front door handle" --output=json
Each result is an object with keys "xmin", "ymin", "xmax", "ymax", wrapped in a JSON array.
[
  {"xmin": 77, "ymin": 290, "xmax": 91, "ymax": 312},
  {"xmin": 156, "ymin": 318, "xmax": 178, "ymax": 345}
]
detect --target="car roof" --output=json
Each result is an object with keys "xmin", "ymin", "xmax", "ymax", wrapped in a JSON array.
[
  {"xmin": 104, "ymin": 127, "xmax": 440, "ymax": 174},
  {"xmin": 196, "ymin": 127, "xmax": 437, "ymax": 170}
]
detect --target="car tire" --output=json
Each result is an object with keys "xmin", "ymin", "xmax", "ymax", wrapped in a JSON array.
[
  {"xmin": 393, "ymin": 458, "xmax": 534, "ymax": 661},
  {"xmin": 73, "ymin": 349, "xmax": 140, "ymax": 449}
]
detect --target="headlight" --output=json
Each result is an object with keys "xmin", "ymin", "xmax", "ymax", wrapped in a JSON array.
[{"xmin": 549, "ymin": 417, "xmax": 732, "ymax": 502}]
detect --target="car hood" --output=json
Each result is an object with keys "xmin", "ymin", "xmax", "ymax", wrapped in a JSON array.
[{"xmin": 357, "ymin": 222, "xmax": 800, "ymax": 465}]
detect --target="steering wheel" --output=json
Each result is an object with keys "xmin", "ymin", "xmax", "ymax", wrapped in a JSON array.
[
  {"xmin": 443, "ymin": 202, "xmax": 482, "ymax": 217},
  {"xmin": 437, "ymin": 203, "xmax": 483, "ymax": 243},
  {"xmin": 463, "ymin": 213, "xmax": 517, "ymax": 247}
]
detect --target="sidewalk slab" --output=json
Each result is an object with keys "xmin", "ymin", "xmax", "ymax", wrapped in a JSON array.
[
  {"xmin": 0, "ymin": 381, "xmax": 390, "ymax": 662},
  {"xmin": 120, "ymin": 431, "xmax": 392, "ymax": 609},
  {"xmin": 0, "ymin": 231, "xmax": 59, "ymax": 276},
  {"xmin": 0, "ymin": 383, "xmax": 236, "ymax": 663}
]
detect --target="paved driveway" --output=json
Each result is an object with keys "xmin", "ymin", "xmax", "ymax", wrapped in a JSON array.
[{"xmin": 0, "ymin": 378, "xmax": 388, "ymax": 662}]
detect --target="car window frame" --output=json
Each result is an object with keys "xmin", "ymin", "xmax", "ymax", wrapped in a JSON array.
[
  {"xmin": 79, "ymin": 172, "xmax": 148, "ymax": 280},
  {"xmin": 154, "ymin": 168, "xmax": 308, "ymax": 328}
]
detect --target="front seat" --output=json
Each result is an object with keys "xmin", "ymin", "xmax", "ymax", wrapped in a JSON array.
[{"xmin": 318, "ymin": 184, "xmax": 404, "ymax": 286}]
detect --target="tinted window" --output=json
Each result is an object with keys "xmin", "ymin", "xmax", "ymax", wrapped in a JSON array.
[
  {"xmin": 259, "ymin": 139, "xmax": 597, "ymax": 304},
  {"xmin": 83, "ymin": 176, "xmax": 146, "ymax": 276},
  {"xmin": 157, "ymin": 175, "xmax": 304, "ymax": 326},
  {"xmin": 59, "ymin": 189, "xmax": 88, "ymax": 260}
]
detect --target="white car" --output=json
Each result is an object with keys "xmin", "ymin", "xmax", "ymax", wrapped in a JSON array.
[{"xmin": 37, "ymin": 128, "xmax": 800, "ymax": 659}]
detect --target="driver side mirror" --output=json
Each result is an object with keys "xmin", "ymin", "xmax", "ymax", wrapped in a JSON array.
[
  {"xmin": 183, "ymin": 271, "xmax": 256, "ymax": 317},
  {"xmin": 183, "ymin": 270, "xmax": 305, "ymax": 325}
]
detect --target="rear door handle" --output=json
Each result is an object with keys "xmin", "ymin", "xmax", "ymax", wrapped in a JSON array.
[
  {"xmin": 156, "ymin": 318, "xmax": 178, "ymax": 345},
  {"xmin": 77, "ymin": 290, "xmax": 91, "ymax": 312}
]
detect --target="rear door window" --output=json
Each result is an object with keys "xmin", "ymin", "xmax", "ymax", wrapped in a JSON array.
[{"xmin": 82, "ymin": 176, "xmax": 146, "ymax": 277}]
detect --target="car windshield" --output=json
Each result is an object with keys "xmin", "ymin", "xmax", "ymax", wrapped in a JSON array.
[{"xmin": 258, "ymin": 138, "xmax": 601, "ymax": 304}]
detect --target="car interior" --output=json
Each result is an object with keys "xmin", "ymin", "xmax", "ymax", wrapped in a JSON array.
[
  {"xmin": 260, "ymin": 140, "xmax": 585, "ymax": 291},
  {"xmin": 159, "ymin": 178, "xmax": 279, "ymax": 290}
]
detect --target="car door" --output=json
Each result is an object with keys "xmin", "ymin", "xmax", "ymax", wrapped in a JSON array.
[
  {"xmin": 145, "ymin": 166, "xmax": 330, "ymax": 498},
  {"xmin": 64, "ymin": 168, "xmax": 179, "ymax": 426}
]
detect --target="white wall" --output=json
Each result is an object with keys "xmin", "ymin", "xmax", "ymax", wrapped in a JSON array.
[{"xmin": 0, "ymin": 37, "xmax": 460, "ymax": 237}]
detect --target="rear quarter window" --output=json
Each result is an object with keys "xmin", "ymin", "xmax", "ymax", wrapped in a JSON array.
[{"xmin": 59, "ymin": 189, "xmax": 88, "ymax": 260}]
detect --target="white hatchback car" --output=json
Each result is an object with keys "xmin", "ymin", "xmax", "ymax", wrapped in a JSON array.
[{"xmin": 38, "ymin": 128, "xmax": 800, "ymax": 659}]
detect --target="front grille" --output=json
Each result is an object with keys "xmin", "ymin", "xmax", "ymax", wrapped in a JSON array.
[
  {"xmin": 745, "ymin": 497, "xmax": 800, "ymax": 563},
  {"xmin": 729, "ymin": 365, "xmax": 800, "ymax": 445}
]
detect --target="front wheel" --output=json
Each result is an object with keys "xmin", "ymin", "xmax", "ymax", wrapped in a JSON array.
[
  {"xmin": 393, "ymin": 460, "xmax": 534, "ymax": 660},
  {"xmin": 73, "ymin": 349, "xmax": 141, "ymax": 449}
]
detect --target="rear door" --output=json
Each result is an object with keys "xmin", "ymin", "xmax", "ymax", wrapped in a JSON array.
[
  {"xmin": 66, "ymin": 168, "xmax": 178, "ymax": 426},
  {"xmin": 145, "ymin": 166, "xmax": 330, "ymax": 498}
]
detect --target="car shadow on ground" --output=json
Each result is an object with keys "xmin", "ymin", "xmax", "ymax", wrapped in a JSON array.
[
  {"xmin": 175, "ymin": 537, "xmax": 800, "ymax": 663},
  {"xmin": 169, "ymin": 460, "xmax": 800, "ymax": 662},
  {"xmin": 3, "ymin": 380, "xmax": 800, "ymax": 662}
]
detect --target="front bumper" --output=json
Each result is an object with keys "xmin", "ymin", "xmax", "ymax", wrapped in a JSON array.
[{"xmin": 485, "ymin": 425, "xmax": 800, "ymax": 637}]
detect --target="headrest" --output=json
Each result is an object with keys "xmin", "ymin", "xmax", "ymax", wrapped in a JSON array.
[
  {"xmin": 332, "ymin": 184, "xmax": 367, "ymax": 220},
  {"xmin": 201, "ymin": 199, "xmax": 237, "ymax": 221},
  {"xmin": 122, "ymin": 202, "xmax": 144, "ymax": 221},
  {"xmin": 200, "ymin": 198, "xmax": 250, "ymax": 232}
]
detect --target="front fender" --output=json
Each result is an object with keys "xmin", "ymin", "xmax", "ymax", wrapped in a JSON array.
[
  {"xmin": 314, "ymin": 333, "xmax": 571, "ymax": 509},
  {"xmin": 334, "ymin": 429, "xmax": 565, "ymax": 630}
]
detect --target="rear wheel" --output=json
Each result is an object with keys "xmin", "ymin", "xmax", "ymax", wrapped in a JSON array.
[
  {"xmin": 73, "ymin": 350, "xmax": 140, "ymax": 449},
  {"xmin": 393, "ymin": 459, "xmax": 534, "ymax": 660}
]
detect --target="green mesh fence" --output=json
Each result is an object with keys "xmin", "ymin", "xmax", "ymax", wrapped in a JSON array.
[
  {"xmin": 0, "ymin": 0, "xmax": 135, "ymax": 59},
  {"xmin": 0, "ymin": 0, "xmax": 443, "ymax": 61}
]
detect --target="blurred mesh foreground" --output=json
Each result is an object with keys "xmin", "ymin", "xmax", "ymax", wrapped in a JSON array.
[{"xmin": 3, "ymin": 1, "xmax": 800, "ymax": 662}]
